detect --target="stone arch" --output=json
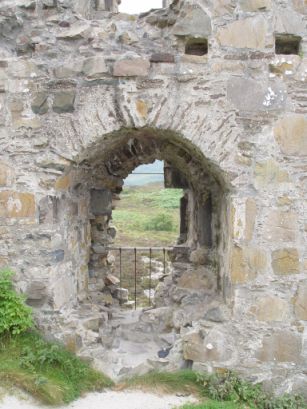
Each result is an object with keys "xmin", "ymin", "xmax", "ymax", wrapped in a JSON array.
[{"xmin": 52, "ymin": 127, "xmax": 231, "ymax": 310}]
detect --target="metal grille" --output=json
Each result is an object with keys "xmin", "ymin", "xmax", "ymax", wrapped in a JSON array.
[{"xmin": 107, "ymin": 247, "xmax": 173, "ymax": 310}]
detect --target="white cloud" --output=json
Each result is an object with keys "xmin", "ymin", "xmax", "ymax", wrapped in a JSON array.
[{"xmin": 119, "ymin": 0, "xmax": 163, "ymax": 14}]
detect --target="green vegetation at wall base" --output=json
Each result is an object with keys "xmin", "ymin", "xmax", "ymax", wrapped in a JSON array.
[{"xmin": 0, "ymin": 331, "xmax": 113, "ymax": 405}]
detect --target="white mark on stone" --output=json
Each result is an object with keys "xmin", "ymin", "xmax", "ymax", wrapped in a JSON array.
[
  {"xmin": 206, "ymin": 343, "xmax": 213, "ymax": 350},
  {"xmin": 7, "ymin": 196, "xmax": 22, "ymax": 213}
]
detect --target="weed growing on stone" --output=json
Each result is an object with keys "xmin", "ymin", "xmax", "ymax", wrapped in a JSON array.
[
  {"xmin": 0, "ymin": 269, "xmax": 33, "ymax": 335},
  {"xmin": 122, "ymin": 370, "xmax": 305, "ymax": 409},
  {"xmin": 0, "ymin": 331, "xmax": 114, "ymax": 405},
  {"xmin": 0, "ymin": 269, "xmax": 113, "ymax": 405}
]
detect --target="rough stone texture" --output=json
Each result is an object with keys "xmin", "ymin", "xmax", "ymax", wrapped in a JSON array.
[
  {"xmin": 266, "ymin": 211, "xmax": 298, "ymax": 242},
  {"xmin": 0, "ymin": 191, "xmax": 35, "ymax": 218},
  {"xmin": 0, "ymin": 0, "xmax": 306, "ymax": 393},
  {"xmin": 294, "ymin": 281, "xmax": 307, "ymax": 320},
  {"xmin": 239, "ymin": 0, "xmax": 272, "ymax": 11},
  {"xmin": 83, "ymin": 57, "xmax": 108, "ymax": 79},
  {"xmin": 271, "ymin": 248, "xmax": 300, "ymax": 275},
  {"xmin": 227, "ymin": 78, "xmax": 286, "ymax": 112},
  {"xmin": 0, "ymin": 164, "xmax": 13, "ymax": 187},
  {"xmin": 172, "ymin": 6, "xmax": 212, "ymax": 37},
  {"xmin": 250, "ymin": 296, "xmax": 289, "ymax": 321},
  {"xmin": 257, "ymin": 331, "xmax": 302, "ymax": 364},
  {"xmin": 231, "ymin": 246, "xmax": 267, "ymax": 284},
  {"xmin": 254, "ymin": 160, "xmax": 289, "ymax": 189},
  {"xmin": 52, "ymin": 90, "xmax": 76, "ymax": 113},
  {"xmin": 274, "ymin": 115, "xmax": 307, "ymax": 156},
  {"xmin": 113, "ymin": 58, "xmax": 150, "ymax": 77},
  {"xmin": 217, "ymin": 17, "xmax": 268, "ymax": 49}
]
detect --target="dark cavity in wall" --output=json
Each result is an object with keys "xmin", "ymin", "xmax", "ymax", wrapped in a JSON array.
[
  {"xmin": 185, "ymin": 38, "xmax": 208, "ymax": 56},
  {"xmin": 275, "ymin": 34, "xmax": 301, "ymax": 55}
]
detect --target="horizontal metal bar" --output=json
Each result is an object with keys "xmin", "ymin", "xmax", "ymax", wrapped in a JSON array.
[
  {"xmin": 131, "ymin": 173, "xmax": 164, "ymax": 175},
  {"xmin": 106, "ymin": 246, "xmax": 174, "ymax": 251}
]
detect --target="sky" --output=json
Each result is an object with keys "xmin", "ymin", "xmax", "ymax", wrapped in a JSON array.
[
  {"xmin": 119, "ymin": 0, "xmax": 163, "ymax": 14},
  {"xmin": 124, "ymin": 160, "xmax": 164, "ymax": 186}
]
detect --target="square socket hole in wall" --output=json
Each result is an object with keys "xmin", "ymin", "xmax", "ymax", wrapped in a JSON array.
[
  {"xmin": 275, "ymin": 34, "xmax": 302, "ymax": 55},
  {"xmin": 185, "ymin": 38, "xmax": 208, "ymax": 56}
]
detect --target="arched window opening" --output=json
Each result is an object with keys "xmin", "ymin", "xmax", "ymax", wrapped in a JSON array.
[
  {"xmin": 80, "ymin": 130, "xmax": 226, "ymax": 314},
  {"xmin": 56, "ymin": 128, "xmax": 229, "ymax": 378}
]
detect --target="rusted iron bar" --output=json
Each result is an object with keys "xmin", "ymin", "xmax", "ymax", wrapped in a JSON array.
[
  {"xmin": 119, "ymin": 248, "xmax": 122, "ymax": 297},
  {"xmin": 149, "ymin": 248, "xmax": 152, "ymax": 306},
  {"xmin": 134, "ymin": 247, "xmax": 137, "ymax": 310},
  {"xmin": 106, "ymin": 246, "xmax": 173, "ymax": 251}
]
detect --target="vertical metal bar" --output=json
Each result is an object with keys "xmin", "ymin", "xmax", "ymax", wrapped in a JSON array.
[
  {"xmin": 119, "ymin": 248, "xmax": 122, "ymax": 304},
  {"xmin": 149, "ymin": 248, "xmax": 152, "ymax": 306},
  {"xmin": 163, "ymin": 248, "xmax": 166, "ymax": 276},
  {"xmin": 134, "ymin": 248, "xmax": 137, "ymax": 310}
]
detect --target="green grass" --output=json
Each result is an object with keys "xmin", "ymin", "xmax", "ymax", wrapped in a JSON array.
[
  {"xmin": 120, "ymin": 370, "xmax": 203, "ymax": 395},
  {"xmin": 180, "ymin": 400, "xmax": 249, "ymax": 409},
  {"xmin": 113, "ymin": 183, "xmax": 182, "ymax": 247},
  {"xmin": 0, "ymin": 331, "xmax": 113, "ymax": 405},
  {"xmin": 179, "ymin": 401, "xmax": 246, "ymax": 409},
  {"xmin": 120, "ymin": 370, "xmax": 305, "ymax": 409}
]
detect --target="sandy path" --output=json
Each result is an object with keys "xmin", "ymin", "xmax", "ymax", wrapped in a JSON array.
[{"xmin": 0, "ymin": 391, "xmax": 196, "ymax": 409}]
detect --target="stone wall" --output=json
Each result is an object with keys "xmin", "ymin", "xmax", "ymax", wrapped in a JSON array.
[{"xmin": 0, "ymin": 0, "xmax": 306, "ymax": 395}]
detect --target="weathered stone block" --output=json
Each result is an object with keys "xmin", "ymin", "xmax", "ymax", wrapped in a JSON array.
[
  {"xmin": 273, "ymin": 8, "xmax": 305, "ymax": 36},
  {"xmin": 292, "ymin": 0, "xmax": 307, "ymax": 14},
  {"xmin": 38, "ymin": 196, "xmax": 59, "ymax": 224},
  {"xmin": 82, "ymin": 316, "xmax": 102, "ymax": 331},
  {"xmin": 83, "ymin": 56, "xmax": 108, "ymax": 79},
  {"xmin": 245, "ymin": 198, "xmax": 257, "ymax": 241},
  {"xmin": 0, "ymin": 191, "xmax": 35, "ymax": 218},
  {"xmin": 64, "ymin": 333, "xmax": 83, "ymax": 353},
  {"xmin": 55, "ymin": 174, "xmax": 71, "ymax": 190},
  {"xmin": 104, "ymin": 274, "xmax": 120, "ymax": 286},
  {"xmin": 218, "ymin": 16, "xmax": 267, "ymax": 49},
  {"xmin": 173, "ymin": 6, "xmax": 212, "ymax": 37},
  {"xmin": 31, "ymin": 92, "xmax": 48, "ymax": 115},
  {"xmin": 42, "ymin": 0, "xmax": 56, "ymax": 7},
  {"xmin": 150, "ymin": 53, "xmax": 175, "ymax": 63},
  {"xmin": 26, "ymin": 281, "xmax": 47, "ymax": 307},
  {"xmin": 250, "ymin": 296, "xmax": 289, "ymax": 321},
  {"xmin": 136, "ymin": 100, "xmax": 148, "ymax": 118},
  {"xmin": 213, "ymin": 0, "xmax": 236, "ymax": 16},
  {"xmin": 272, "ymin": 248, "xmax": 300, "ymax": 275},
  {"xmin": 231, "ymin": 246, "xmax": 267, "ymax": 284},
  {"xmin": 113, "ymin": 58, "xmax": 150, "ymax": 77},
  {"xmin": 9, "ymin": 60, "xmax": 41, "ymax": 79},
  {"xmin": 266, "ymin": 210, "xmax": 298, "ymax": 242},
  {"xmin": 269, "ymin": 55, "xmax": 301, "ymax": 76},
  {"xmin": 294, "ymin": 281, "xmax": 307, "ymax": 320},
  {"xmin": 114, "ymin": 287, "xmax": 129, "ymax": 303},
  {"xmin": 227, "ymin": 77, "xmax": 286, "ymax": 112},
  {"xmin": 91, "ymin": 189, "xmax": 112, "ymax": 216},
  {"xmin": 54, "ymin": 60, "xmax": 84, "ymax": 78},
  {"xmin": 274, "ymin": 115, "xmax": 307, "ymax": 156},
  {"xmin": 239, "ymin": 0, "xmax": 272, "ymax": 11},
  {"xmin": 257, "ymin": 331, "xmax": 302, "ymax": 363},
  {"xmin": 51, "ymin": 249, "xmax": 65, "ymax": 263},
  {"xmin": 53, "ymin": 90, "xmax": 76, "ymax": 113},
  {"xmin": 0, "ymin": 164, "xmax": 12, "ymax": 187},
  {"xmin": 183, "ymin": 328, "xmax": 235, "ymax": 363},
  {"xmin": 254, "ymin": 159, "xmax": 289, "ymax": 189},
  {"xmin": 57, "ymin": 22, "xmax": 91, "ymax": 40}
]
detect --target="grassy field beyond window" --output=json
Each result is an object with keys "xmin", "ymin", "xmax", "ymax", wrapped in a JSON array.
[{"xmin": 112, "ymin": 183, "xmax": 182, "ymax": 247}]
